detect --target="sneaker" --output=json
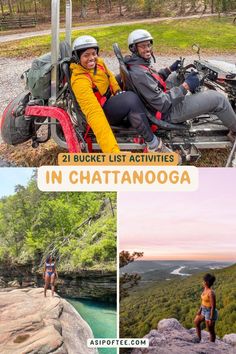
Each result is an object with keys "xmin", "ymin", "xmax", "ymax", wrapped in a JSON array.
[
  {"xmin": 147, "ymin": 139, "xmax": 182, "ymax": 165},
  {"xmin": 147, "ymin": 138, "xmax": 173, "ymax": 153}
]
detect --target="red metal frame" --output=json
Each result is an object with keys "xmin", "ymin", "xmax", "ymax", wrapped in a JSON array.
[
  {"xmin": 25, "ymin": 105, "xmax": 81, "ymax": 153},
  {"xmin": 0, "ymin": 100, "xmax": 13, "ymax": 130}
]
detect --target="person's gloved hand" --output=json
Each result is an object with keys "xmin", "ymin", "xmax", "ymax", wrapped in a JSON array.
[
  {"xmin": 184, "ymin": 71, "xmax": 200, "ymax": 92},
  {"xmin": 169, "ymin": 59, "xmax": 181, "ymax": 72}
]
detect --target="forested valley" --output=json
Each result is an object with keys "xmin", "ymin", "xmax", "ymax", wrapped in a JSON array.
[
  {"xmin": 0, "ymin": 173, "xmax": 117, "ymax": 271},
  {"xmin": 120, "ymin": 263, "xmax": 236, "ymax": 338}
]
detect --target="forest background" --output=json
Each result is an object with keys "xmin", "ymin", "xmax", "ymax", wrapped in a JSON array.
[
  {"xmin": 120, "ymin": 263, "xmax": 236, "ymax": 338},
  {"xmin": 0, "ymin": 173, "xmax": 117, "ymax": 272},
  {"xmin": 0, "ymin": 0, "xmax": 236, "ymax": 24}
]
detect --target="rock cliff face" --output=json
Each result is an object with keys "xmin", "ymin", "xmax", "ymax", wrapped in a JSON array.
[
  {"xmin": 0, "ymin": 288, "xmax": 98, "ymax": 354},
  {"xmin": 131, "ymin": 318, "xmax": 236, "ymax": 354},
  {"xmin": 56, "ymin": 270, "xmax": 116, "ymax": 303},
  {"xmin": 0, "ymin": 262, "xmax": 116, "ymax": 303}
]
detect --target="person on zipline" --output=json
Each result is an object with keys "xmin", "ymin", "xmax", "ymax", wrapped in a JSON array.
[{"xmin": 43, "ymin": 255, "xmax": 58, "ymax": 297}]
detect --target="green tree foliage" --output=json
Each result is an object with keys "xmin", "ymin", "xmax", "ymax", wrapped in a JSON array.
[
  {"xmin": 119, "ymin": 250, "xmax": 144, "ymax": 268},
  {"xmin": 120, "ymin": 264, "xmax": 236, "ymax": 338},
  {"xmin": 119, "ymin": 251, "xmax": 144, "ymax": 299},
  {"xmin": 0, "ymin": 176, "xmax": 117, "ymax": 271}
]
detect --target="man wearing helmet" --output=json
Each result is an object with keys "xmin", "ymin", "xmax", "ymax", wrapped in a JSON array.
[
  {"xmin": 70, "ymin": 35, "xmax": 173, "ymax": 153},
  {"xmin": 124, "ymin": 29, "xmax": 236, "ymax": 137}
]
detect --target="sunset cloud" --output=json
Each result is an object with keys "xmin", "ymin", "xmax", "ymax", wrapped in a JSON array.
[{"xmin": 119, "ymin": 169, "xmax": 236, "ymax": 262}]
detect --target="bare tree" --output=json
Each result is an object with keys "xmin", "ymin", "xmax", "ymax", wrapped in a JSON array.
[
  {"xmin": 95, "ymin": 0, "xmax": 100, "ymax": 14},
  {"xmin": 119, "ymin": 250, "xmax": 144, "ymax": 300},
  {"xmin": 0, "ymin": 0, "xmax": 4, "ymax": 16},
  {"xmin": 79, "ymin": 0, "xmax": 88, "ymax": 18},
  {"xmin": 202, "ymin": 0, "xmax": 208, "ymax": 13},
  {"xmin": 41, "ymin": 0, "xmax": 50, "ymax": 14},
  {"xmin": 34, "ymin": 0, "xmax": 38, "ymax": 18},
  {"xmin": 211, "ymin": 0, "xmax": 214, "ymax": 13},
  {"xmin": 144, "ymin": 0, "xmax": 152, "ymax": 16},
  {"xmin": 118, "ymin": 0, "xmax": 123, "ymax": 16},
  {"xmin": 7, "ymin": 0, "xmax": 13, "ymax": 14},
  {"xmin": 190, "ymin": 0, "xmax": 197, "ymax": 11},
  {"xmin": 19, "ymin": 0, "xmax": 27, "ymax": 14},
  {"xmin": 180, "ymin": 0, "xmax": 185, "ymax": 14},
  {"xmin": 16, "ymin": 0, "xmax": 26, "ymax": 14},
  {"xmin": 105, "ymin": 0, "xmax": 112, "ymax": 12},
  {"xmin": 216, "ymin": 0, "xmax": 221, "ymax": 17}
]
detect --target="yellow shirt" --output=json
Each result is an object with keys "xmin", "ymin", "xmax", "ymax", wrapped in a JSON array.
[
  {"xmin": 70, "ymin": 57, "xmax": 121, "ymax": 153},
  {"xmin": 201, "ymin": 290, "xmax": 212, "ymax": 307}
]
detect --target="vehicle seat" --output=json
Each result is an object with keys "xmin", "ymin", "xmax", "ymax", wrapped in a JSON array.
[
  {"xmin": 59, "ymin": 41, "xmax": 72, "ymax": 60},
  {"xmin": 60, "ymin": 56, "xmax": 88, "ymax": 132}
]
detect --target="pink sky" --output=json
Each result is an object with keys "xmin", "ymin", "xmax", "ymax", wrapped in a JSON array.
[{"xmin": 119, "ymin": 168, "xmax": 236, "ymax": 261}]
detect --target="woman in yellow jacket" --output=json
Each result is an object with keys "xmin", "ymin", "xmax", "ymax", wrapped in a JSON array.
[{"xmin": 70, "ymin": 35, "xmax": 171, "ymax": 153}]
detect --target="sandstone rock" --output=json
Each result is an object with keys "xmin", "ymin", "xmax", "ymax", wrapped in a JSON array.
[
  {"xmin": 157, "ymin": 318, "xmax": 185, "ymax": 332},
  {"xmin": 223, "ymin": 333, "xmax": 236, "ymax": 346},
  {"xmin": 56, "ymin": 270, "xmax": 116, "ymax": 302},
  {"xmin": 7, "ymin": 279, "xmax": 20, "ymax": 287},
  {"xmin": 0, "ymin": 288, "xmax": 98, "ymax": 354},
  {"xmin": 60, "ymin": 298, "xmax": 97, "ymax": 354},
  {"xmin": 0, "ymin": 277, "xmax": 6, "ymax": 286},
  {"xmin": 189, "ymin": 328, "xmax": 210, "ymax": 343},
  {"xmin": 131, "ymin": 318, "xmax": 236, "ymax": 354},
  {"xmin": 0, "ymin": 261, "xmax": 116, "ymax": 302}
]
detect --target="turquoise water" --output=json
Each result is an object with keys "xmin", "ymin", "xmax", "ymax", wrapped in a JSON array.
[{"xmin": 68, "ymin": 298, "xmax": 117, "ymax": 354}]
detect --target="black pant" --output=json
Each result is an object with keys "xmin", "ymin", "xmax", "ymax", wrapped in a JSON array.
[{"xmin": 103, "ymin": 91, "xmax": 154, "ymax": 142}]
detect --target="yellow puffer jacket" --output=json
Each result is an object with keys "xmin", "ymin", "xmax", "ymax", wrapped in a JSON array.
[{"xmin": 70, "ymin": 57, "xmax": 121, "ymax": 153}]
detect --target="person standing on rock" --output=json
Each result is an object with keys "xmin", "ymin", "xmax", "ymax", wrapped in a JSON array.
[
  {"xmin": 194, "ymin": 273, "xmax": 218, "ymax": 342},
  {"xmin": 43, "ymin": 255, "xmax": 58, "ymax": 297}
]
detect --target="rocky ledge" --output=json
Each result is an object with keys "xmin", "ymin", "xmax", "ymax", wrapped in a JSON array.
[
  {"xmin": 0, "ymin": 288, "xmax": 97, "ymax": 354},
  {"xmin": 132, "ymin": 318, "xmax": 236, "ymax": 354},
  {"xmin": 0, "ymin": 262, "xmax": 116, "ymax": 303},
  {"xmin": 56, "ymin": 269, "xmax": 116, "ymax": 303}
]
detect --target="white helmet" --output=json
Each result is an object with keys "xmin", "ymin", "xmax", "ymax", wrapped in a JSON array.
[
  {"xmin": 128, "ymin": 29, "xmax": 153, "ymax": 52},
  {"xmin": 72, "ymin": 35, "xmax": 99, "ymax": 53}
]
